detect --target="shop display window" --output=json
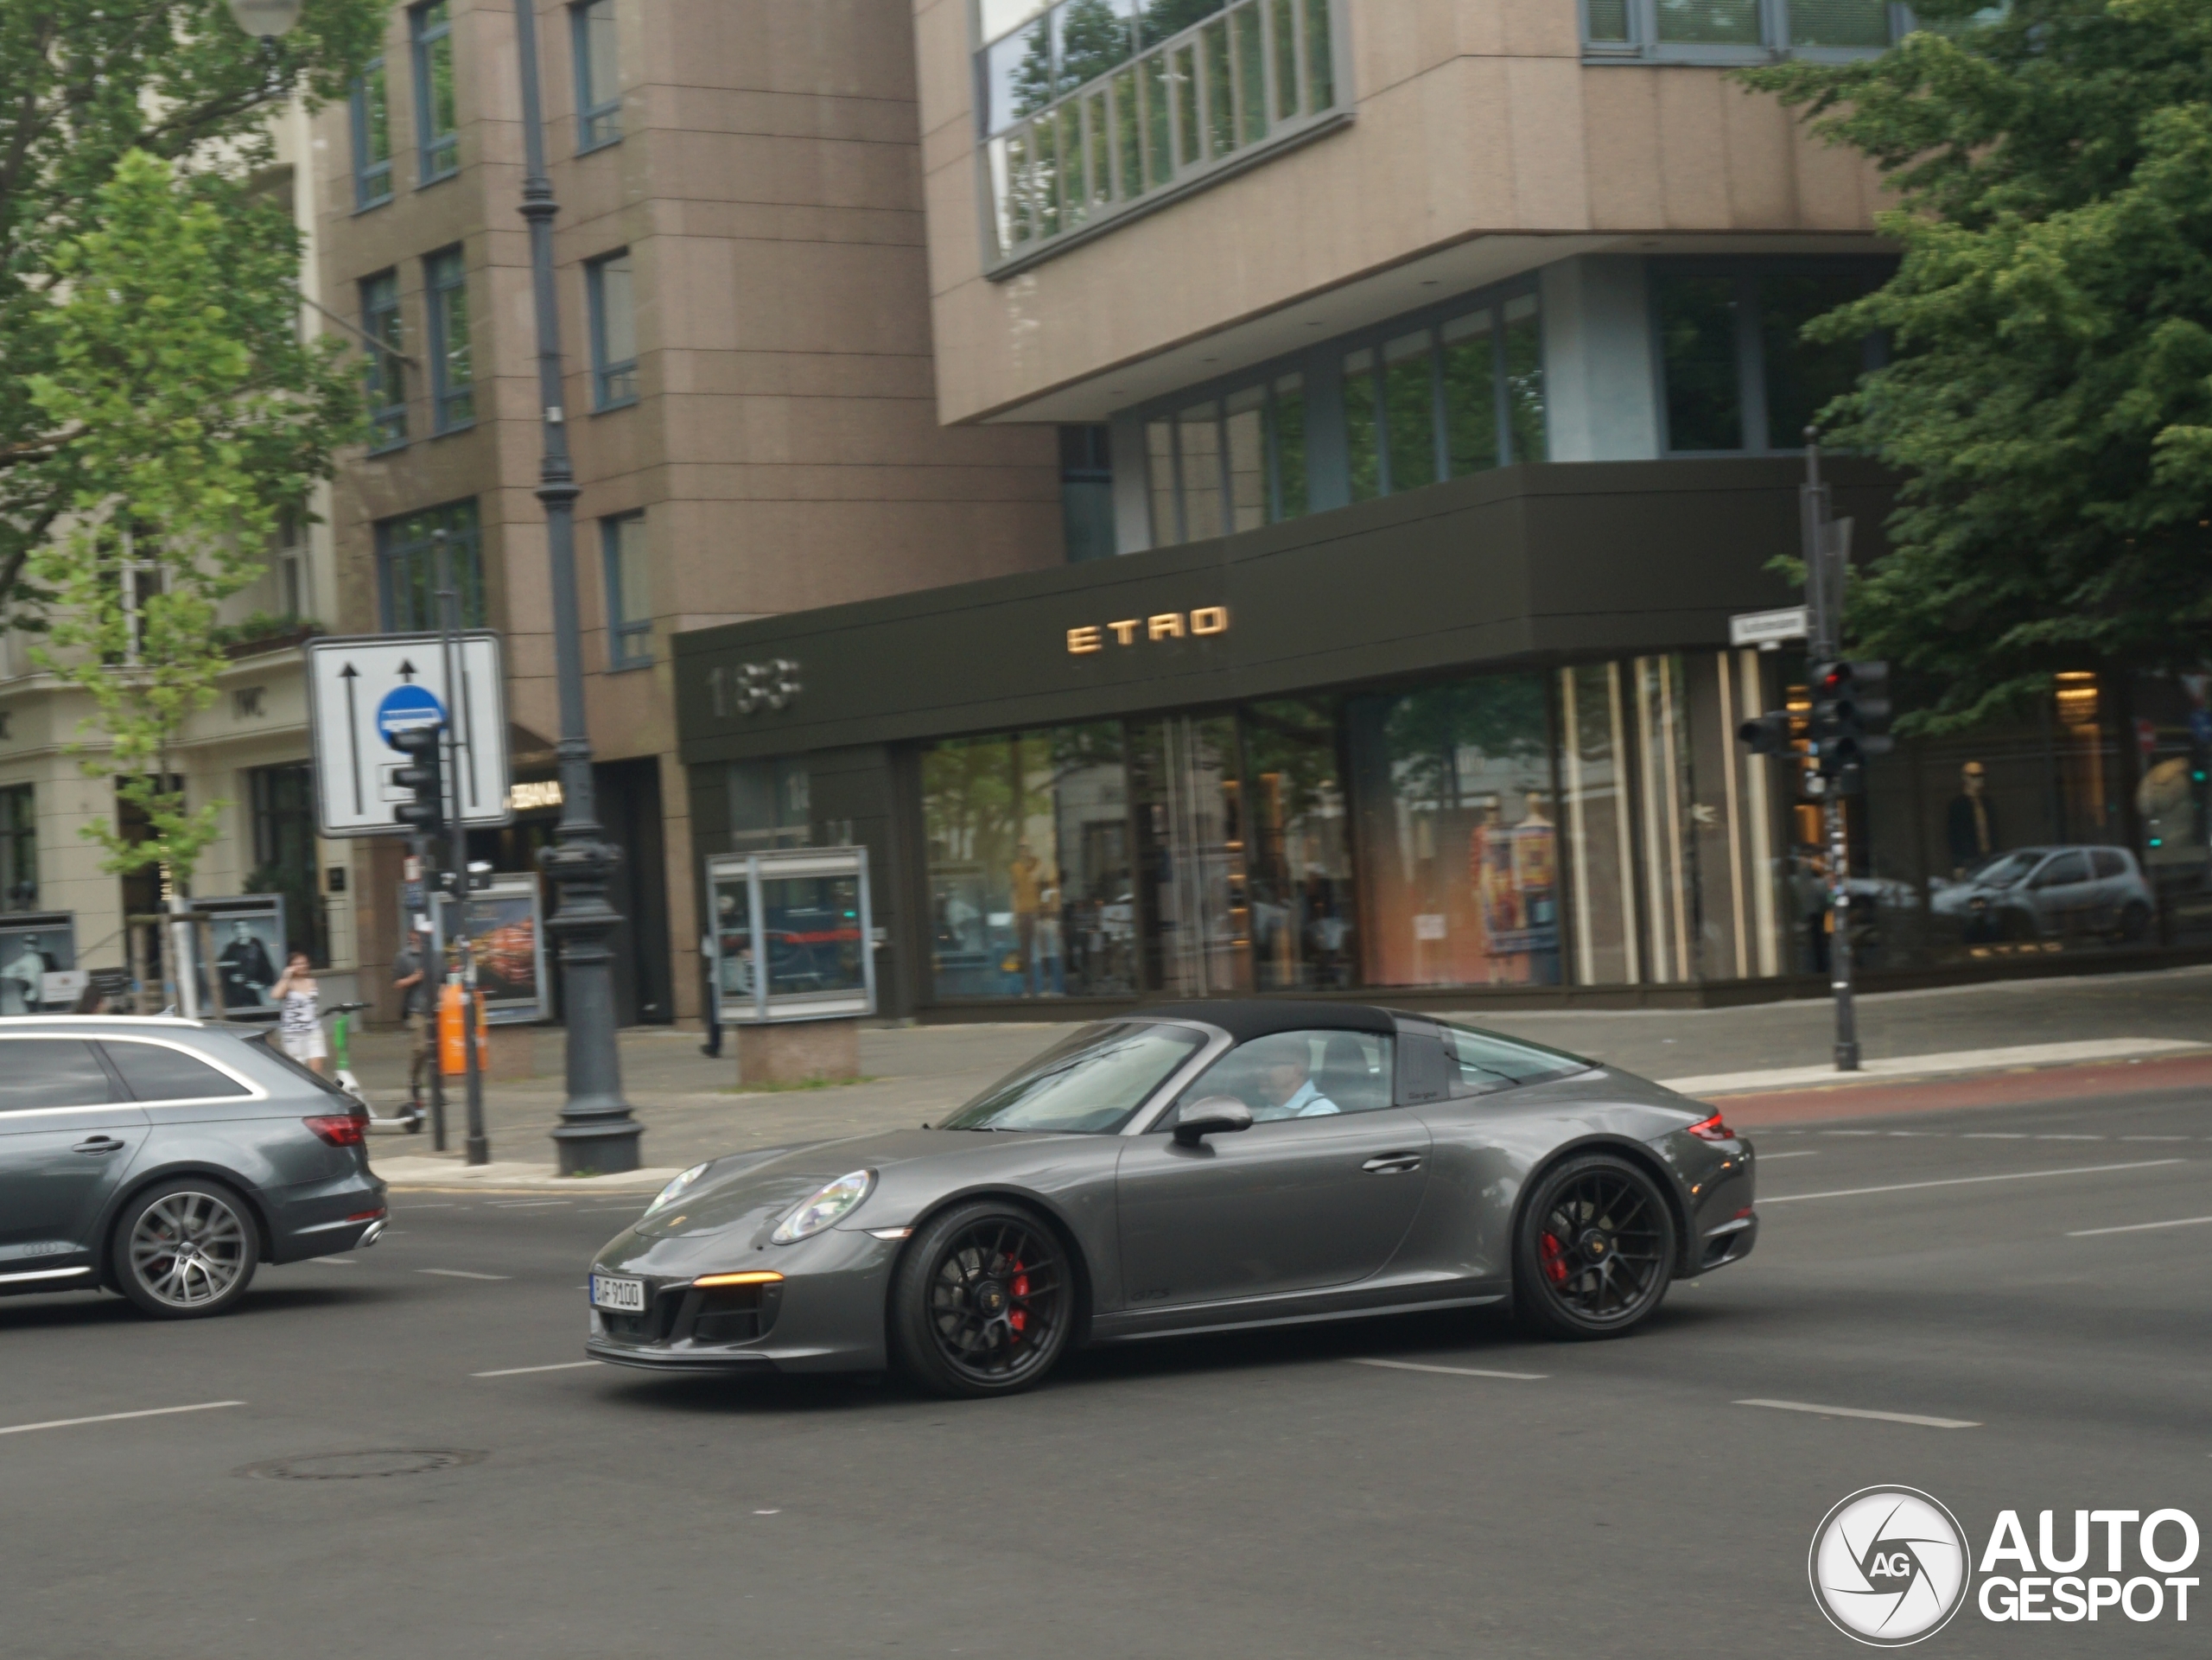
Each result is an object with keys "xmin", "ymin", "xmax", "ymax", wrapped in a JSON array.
[
  {"xmin": 923, "ymin": 725, "xmax": 1133, "ymax": 1001},
  {"xmin": 1347, "ymin": 675, "xmax": 1560, "ymax": 988}
]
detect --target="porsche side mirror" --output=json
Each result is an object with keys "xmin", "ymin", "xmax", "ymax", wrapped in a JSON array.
[{"xmin": 1173, "ymin": 1096, "xmax": 1253, "ymax": 1147}]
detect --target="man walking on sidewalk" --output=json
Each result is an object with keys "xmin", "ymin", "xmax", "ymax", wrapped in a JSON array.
[{"xmin": 392, "ymin": 927, "xmax": 435, "ymax": 1112}]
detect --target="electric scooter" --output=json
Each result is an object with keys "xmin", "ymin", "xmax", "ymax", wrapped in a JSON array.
[{"xmin": 327, "ymin": 1001, "xmax": 423, "ymax": 1134}]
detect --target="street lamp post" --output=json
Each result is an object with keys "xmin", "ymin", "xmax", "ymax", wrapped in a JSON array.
[{"xmin": 508, "ymin": 0, "xmax": 641, "ymax": 1173}]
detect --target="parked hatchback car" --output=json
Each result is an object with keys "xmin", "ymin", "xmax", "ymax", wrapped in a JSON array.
[
  {"xmin": 0, "ymin": 1017, "xmax": 387, "ymax": 1318},
  {"xmin": 1931, "ymin": 845, "xmax": 2156, "ymax": 943}
]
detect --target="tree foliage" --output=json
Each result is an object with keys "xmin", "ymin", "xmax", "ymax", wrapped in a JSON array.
[
  {"xmin": 25, "ymin": 150, "xmax": 357, "ymax": 888},
  {"xmin": 1741, "ymin": 0, "xmax": 2212, "ymax": 732},
  {"xmin": 0, "ymin": 0, "xmax": 383, "ymax": 616}
]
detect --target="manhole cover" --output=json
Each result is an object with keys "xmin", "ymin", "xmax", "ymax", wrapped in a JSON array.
[{"xmin": 239, "ymin": 1449, "xmax": 486, "ymax": 1481}]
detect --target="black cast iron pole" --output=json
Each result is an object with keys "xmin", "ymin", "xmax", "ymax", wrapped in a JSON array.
[{"xmin": 511, "ymin": 0, "xmax": 640, "ymax": 1173}]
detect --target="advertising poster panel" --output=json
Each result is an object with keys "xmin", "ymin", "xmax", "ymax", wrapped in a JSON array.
[
  {"xmin": 199, "ymin": 895, "xmax": 289, "ymax": 1020},
  {"xmin": 0, "ymin": 912, "xmax": 78, "ymax": 1014}
]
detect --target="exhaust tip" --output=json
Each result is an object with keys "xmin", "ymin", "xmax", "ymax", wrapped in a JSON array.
[{"xmin": 357, "ymin": 1220, "xmax": 385, "ymax": 1249}]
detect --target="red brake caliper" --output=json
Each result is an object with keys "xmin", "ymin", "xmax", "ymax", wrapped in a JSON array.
[
  {"xmin": 1008, "ymin": 1260, "xmax": 1029, "ymax": 1337},
  {"xmin": 1538, "ymin": 1232, "xmax": 1568, "ymax": 1286}
]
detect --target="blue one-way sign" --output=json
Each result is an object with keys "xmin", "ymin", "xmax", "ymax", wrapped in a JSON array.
[{"xmin": 376, "ymin": 683, "xmax": 448, "ymax": 747}]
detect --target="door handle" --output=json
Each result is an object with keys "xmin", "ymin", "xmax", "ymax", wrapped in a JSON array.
[
  {"xmin": 1361, "ymin": 1153, "xmax": 1423, "ymax": 1175},
  {"xmin": 73, "ymin": 1136, "xmax": 126, "ymax": 1155}
]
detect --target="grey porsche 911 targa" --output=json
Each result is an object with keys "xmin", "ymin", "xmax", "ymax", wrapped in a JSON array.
[{"xmin": 585, "ymin": 1002, "xmax": 1758, "ymax": 1397}]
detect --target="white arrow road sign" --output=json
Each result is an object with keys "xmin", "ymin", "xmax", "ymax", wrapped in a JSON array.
[{"xmin": 307, "ymin": 633, "xmax": 512, "ymax": 838}]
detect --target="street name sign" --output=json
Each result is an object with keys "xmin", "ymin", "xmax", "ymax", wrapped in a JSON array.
[
  {"xmin": 307, "ymin": 633, "xmax": 512, "ymax": 838},
  {"xmin": 1729, "ymin": 606, "xmax": 1809, "ymax": 648}
]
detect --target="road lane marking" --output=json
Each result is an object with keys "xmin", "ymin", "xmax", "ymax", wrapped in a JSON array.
[
  {"xmin": 0, "ymin": 1401, "xmax": 246, "ymax": 1437},
  {"xmin": 1762, "ymin": 1158, "xmax": 2186, "ymax": 1204},
  {"xmin": 2067, "ymin": 1216, "xmax": 2212, "ymax": 1237},
  {"xmin": 1737, "ymin": 1398, "xmax": 1978, "ymax": 1429},
  {"xmin": 2035, "ymin": 1134, "xmax": 2105, "ymax": 1141},
  {"xmin": 1759, "ymin": 1150, "xmax": 1822, "ymax": 1160},
  {"xmin": 398, "ymin": 1203, "xmax": 458, "ymax": 1209},
  {"xmin": 1349, "ymin": 1358, "xmax": 1548, "ymax": 1382},
  {"xmin": 470, "ymin": 1361, "xmax": 604, "ymax": 1377},
  {"xmin": 307, "ymin": 1256, "xmax": 356, "ymax": 1265},
  {"xmin": 2123, "ymin": 1135, "xmax": 2190, "ymax": 1142},
  {"xmin": 488, "ymin": 1200, "xmax": 570, "ymax": 1210},
  {"xmin": 1962, "ymin": 1133, "xmax": 2027, "ymax": 1140},
  {"xmin": 418, "ymin": 1269, "xmax": 512, "ymax": 1281}
]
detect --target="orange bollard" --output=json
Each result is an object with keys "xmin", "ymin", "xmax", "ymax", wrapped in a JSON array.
[{"xmin": 437, "ymin": 983, "xmax": 491, "ymax": 1075}]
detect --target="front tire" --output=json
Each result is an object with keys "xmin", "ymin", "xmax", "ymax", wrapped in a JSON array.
[
  {"xmin": 112, "ymin": 1180, "xmax": 261, "ymax": 1320},
  {"xmin": 1513, "ymin": 1154, "xmax": 1675, "ymax": 1341},
  {"xmin": 889, "ymin": 1200, "xmax": 1074, "ymax": 1398}
]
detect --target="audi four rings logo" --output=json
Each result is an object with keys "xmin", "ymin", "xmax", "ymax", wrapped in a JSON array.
[
  {"xmin": 1811, "ymin": 1488, "xmax": 1970, "ymax": 1645},
  {"xmin": 1809, "ymin": 1489, "xmax": 2202, "ymax": 1644}
]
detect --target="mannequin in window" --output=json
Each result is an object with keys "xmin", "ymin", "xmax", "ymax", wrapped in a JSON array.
[{"xmin": 1947, "ymin": 760, "xmax": 2000, "ymax": 876}]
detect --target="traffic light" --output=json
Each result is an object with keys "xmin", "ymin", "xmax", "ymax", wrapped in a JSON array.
[
  {"xmin": 1808, "ymin": 660, "xmax": 1893, "ymax": 791},
  {"xmin": 392, "ymin": 725, "xmax": 446, "ymax": 836},
  {"xmin": 1738, "ymin": 711, "xmax": 1796, "ymax": 756}
]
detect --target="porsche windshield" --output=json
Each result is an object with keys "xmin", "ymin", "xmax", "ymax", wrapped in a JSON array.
[{"xmin": 940, "ymin": 1022, "xmax": 1206, "ymax": 1134}]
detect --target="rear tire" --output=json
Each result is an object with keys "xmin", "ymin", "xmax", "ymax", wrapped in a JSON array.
[
  {"xmin": 1513, "ymin": 1154, "xmax": 1675, "ymax": 1341},
  {"xmin": 111, "ymin": 1179, "xmax": 260, "ymax": 1320},
  {"xmin": 889, "ymin": 1199, "xmax": 1074, "ymax": 1398}
]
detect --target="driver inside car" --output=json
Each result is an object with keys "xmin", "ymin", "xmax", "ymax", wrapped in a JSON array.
[{"xmin": 1254, "ymin": 1046, "xmax": 1341, "ymax": 1121}]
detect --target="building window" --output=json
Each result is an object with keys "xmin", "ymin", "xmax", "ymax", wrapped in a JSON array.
[
  {"xmin": 981, "ymin": 0, "xmax": 1343, "ymax": 269},
  {"xmin": 272, "ymin": 505, "xmax": 310, "ymax": 619},
  {"xmin": 587, "ymin": 250, "xmax": 639, "ymax": 409},
  {"xmin": 425, "ymin": 245, "xmax": 474, "ymax": 431},
  {"xmin": 1654, "ymin": 263, "xmax": 1887, "ymax": 454},
  {"xmin": 1144, "ymin": 372, "xmax": 1306, "ymax": 547},
  {"xmin": 1342, "ymin": 293, "xmax": 1544, "ymax": 501},
  {"xmin": 412, "ymin": 1, "xmax": 459, "ymax": 183},
  {"xmin": 1059, "ymin": 425, "xmax": 1116, "ymax": 563},
  {"xmin": 1583, "ymin": 0, "xmax": 1901, "ymax": 60},
  {"xmin": 360, "ymin": 270, "xmax": 406, "ymax": 451},
  {"xmin": 351, "ymin": 56, "xmax": 393, "ymax": 207},
  {"xmin": 375, "ymin": 499, "xmax": 484, "ymax": 631},
  {"xmin": 601, "ymin": 512, "xmax": 652, "ymax": 667},
  {"xmin": 0, "ymin": 785, "xmax": 35, "ymax": 911},
  {"xmin": 249, "ymin": 765, "xmax": 329, "ymax": 966},
  {"xmin": 573, "ymin": 0, "xmax": 622, "ymax": 151},
  {"xmin": 922, "ymin": 725, "xmax": 1136, "ymax": 1000}
]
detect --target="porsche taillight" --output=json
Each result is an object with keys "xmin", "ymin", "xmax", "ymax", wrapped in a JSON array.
[{"xmin": 1686, "ymin": 1111, "xmax": 1736, "ymax": 1143}]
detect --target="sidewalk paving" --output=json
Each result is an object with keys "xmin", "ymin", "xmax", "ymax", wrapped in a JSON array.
[{"xmin": 353, "ymin": 961, "xmax": 2212, "ymax": 1185}]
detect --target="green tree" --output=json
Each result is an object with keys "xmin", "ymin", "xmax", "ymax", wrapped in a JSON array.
[
  {"xmin": 0, "ymin": 0, "xmax": 383, "ymax": 614},
  {"xmin": 1742, "ymin": 0, "xmax": 2212, "ymax": 732},
  {"xmin": 26, "ymin": 149, "xmax": 359, "ymax": 892}
]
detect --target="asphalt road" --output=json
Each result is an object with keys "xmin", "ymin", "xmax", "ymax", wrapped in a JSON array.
[{"xmin": 6, "ymin": 1084, "xmax": 2209, "ymax": 1659}]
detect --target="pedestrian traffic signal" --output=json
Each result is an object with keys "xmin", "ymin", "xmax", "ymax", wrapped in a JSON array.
[{"xmin": 391, "ymin": 726, "xmax": 446, "ymax": 836}]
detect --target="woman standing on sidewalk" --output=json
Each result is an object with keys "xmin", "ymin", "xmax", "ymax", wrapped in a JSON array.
[{"xmin": 272, "ymin": 951, "xmax": 326, "ymax": 1074}]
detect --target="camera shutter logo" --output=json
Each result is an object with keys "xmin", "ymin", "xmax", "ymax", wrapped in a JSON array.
[{"xmin": 1809, "ymin": 1487, "xmax": 1970, "ymax": 1646}]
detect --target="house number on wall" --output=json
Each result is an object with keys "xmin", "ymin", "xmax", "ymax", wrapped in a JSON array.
[{"xmin": 709, "ymin": 658, "xmax": 802, "ymax": 716}]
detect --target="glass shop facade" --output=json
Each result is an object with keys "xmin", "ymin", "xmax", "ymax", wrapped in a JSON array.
[{"xmin": 674, "ymin": 464, "xmax": 2211, "ymax": 1020}]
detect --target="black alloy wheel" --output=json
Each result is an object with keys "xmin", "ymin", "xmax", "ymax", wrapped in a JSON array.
[
  {"xmin": 1513, "ymin": 1153, "xmax": 1675, "ymax": 1341},
  {"xmin": 112, "ymin": 1178, "xmax": 262, "ymax": 1320},
  {"xmin": 890, "ymin": 1200, "xmax": 1074, "ymax": 1398}
]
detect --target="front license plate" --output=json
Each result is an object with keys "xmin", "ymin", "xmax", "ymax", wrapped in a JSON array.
[{"xmin": 590, "ymin": 1274, "xmax": 646, "ymax": 1313}]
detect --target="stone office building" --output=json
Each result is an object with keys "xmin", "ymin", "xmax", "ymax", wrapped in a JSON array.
[{"xmin": 671, "ymin": 0, "xmax": 2209, "ymax": 1021}]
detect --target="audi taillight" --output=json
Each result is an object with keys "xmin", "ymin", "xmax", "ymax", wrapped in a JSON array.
[
  {"xmin": 305, "ymin": 1115, "xmax": 366, "ymax": 1148},
  {"xmin": 1686, "ymin": 1111, "xmax": 1736, "ymax": 1143}
]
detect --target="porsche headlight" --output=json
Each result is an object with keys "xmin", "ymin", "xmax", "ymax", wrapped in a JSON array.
[
  {"xmin": 772, "ymin": 1169, "xmax": 874, "ymax": 1243},
  {"xmin": 645, "ymin": 1161, "xmax": 710, "ymax": 1217}
]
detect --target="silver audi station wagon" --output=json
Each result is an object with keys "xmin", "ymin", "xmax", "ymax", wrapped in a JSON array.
[{"xmin": 0, "ymin": 1017, "xmax": 388, "ymax": 1318}]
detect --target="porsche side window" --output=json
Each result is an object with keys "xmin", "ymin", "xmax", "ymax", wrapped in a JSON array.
[
  {"xmin": 1166, "ymin": 1030, "xmax": 1395, "ymax": 1126},
  {"xmin": 940, "ymin": 1021, "xmax": 1205, "ymax": 1135},
  {"xmin": 1433, "ymin": 1021, "xmax": 1589, "ymax": 1098}
]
